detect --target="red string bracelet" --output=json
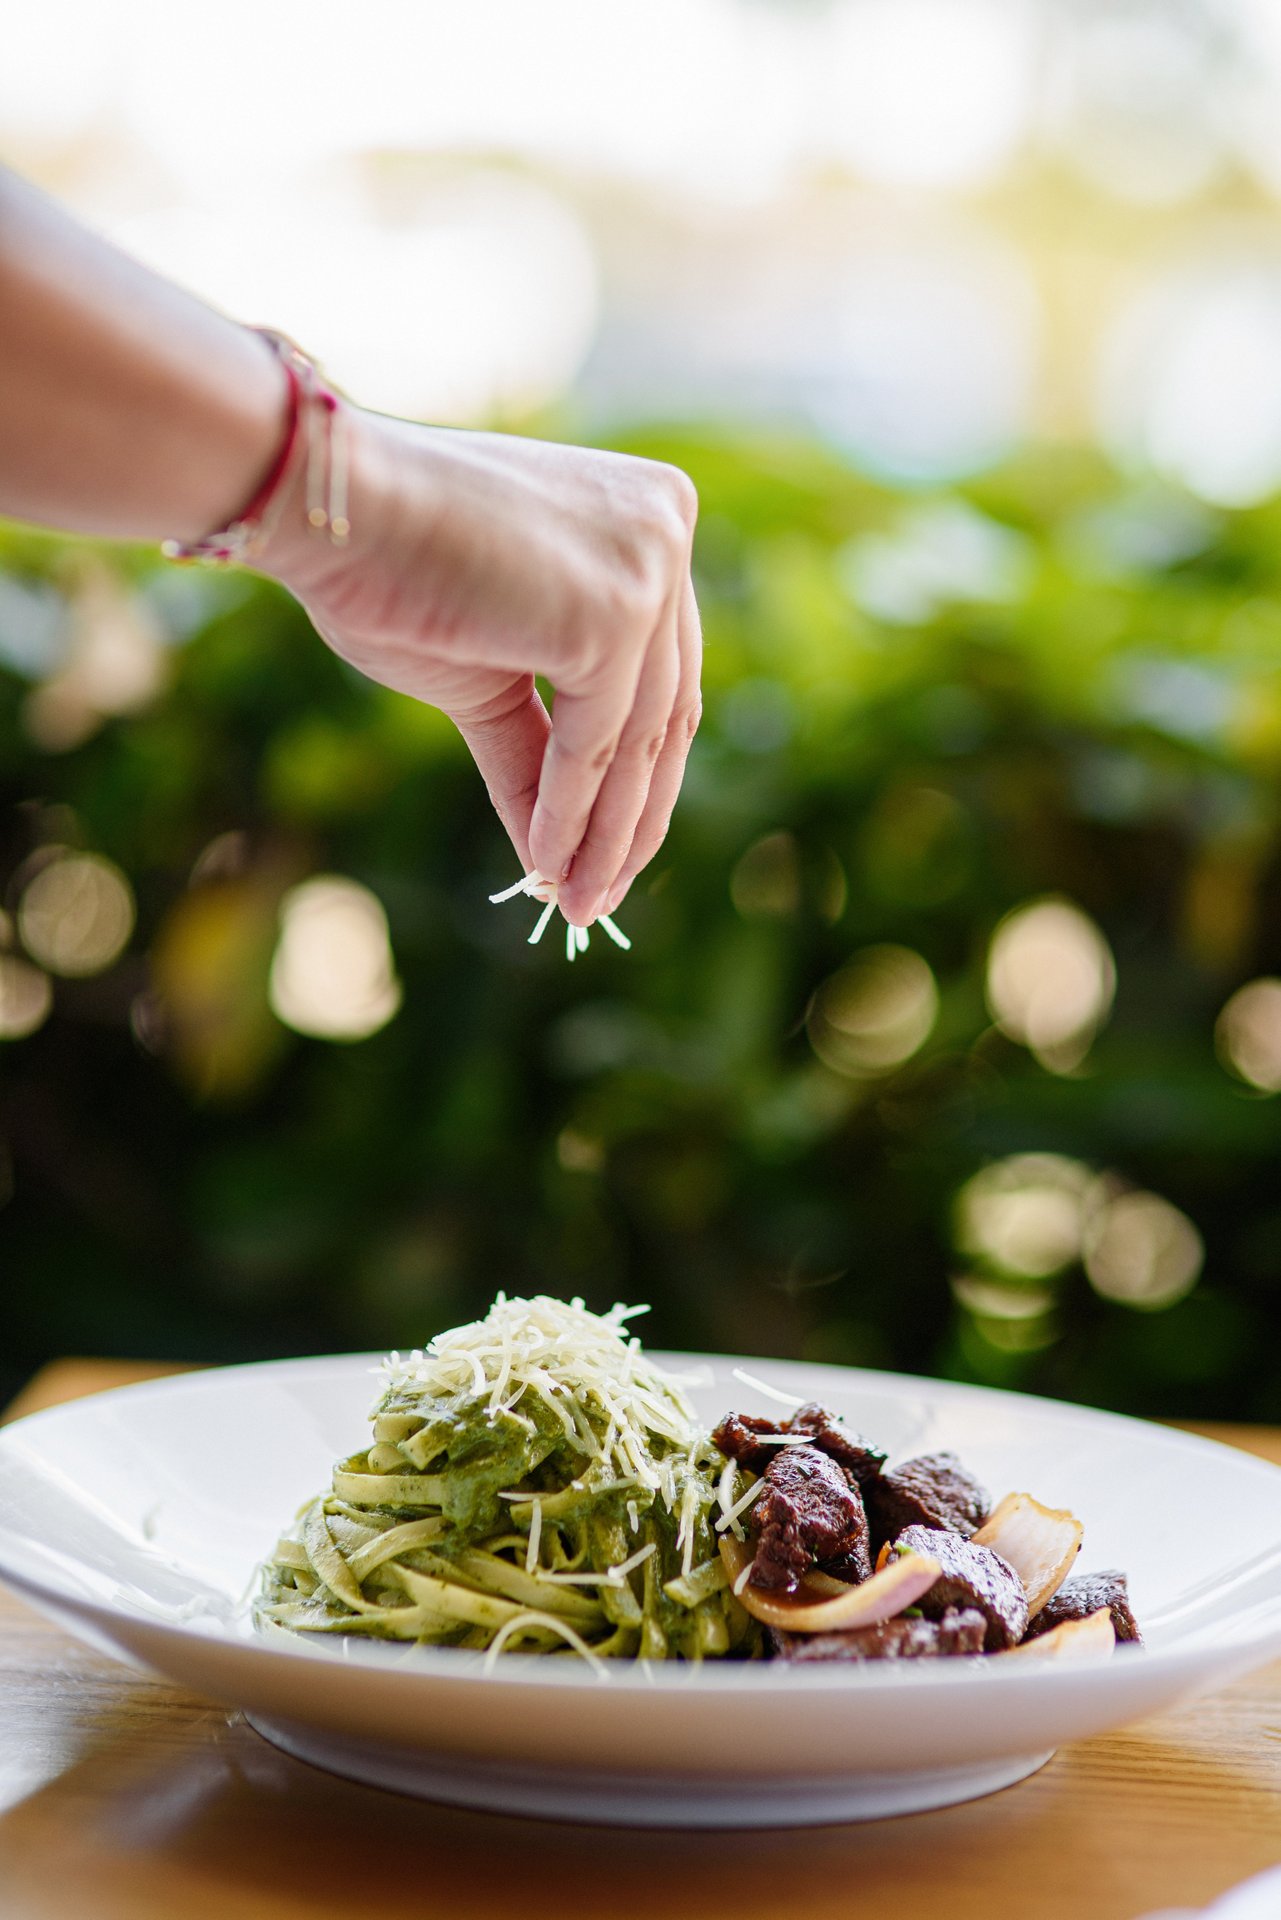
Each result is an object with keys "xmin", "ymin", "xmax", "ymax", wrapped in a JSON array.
[{"xmin": 162, "ymin": 331, "xmax": 350, "ymax": 566}]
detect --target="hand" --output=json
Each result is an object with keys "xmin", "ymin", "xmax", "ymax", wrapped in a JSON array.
[{"xmin": 263, "ymin": 414, "xmax": 702, "ymax": 928}]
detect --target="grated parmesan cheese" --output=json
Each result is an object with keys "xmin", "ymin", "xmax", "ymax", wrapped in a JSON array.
[
  {"xmin": 729, "ymin": 1366, "xmax": 804, "ymax": 1409},
  {"xmin": 608, "ymin": 1541, "xmax": 658, "ymax": 1582},
  {"xmin": 379, "ymin": 1294, "xmax": 701, "ymax": 1517},
  {"xmin": 675, "ymin": 1468, "xmax": 701, "ymax": 1580},
  {"xmin": 482, "ymin": 1609, "xmax": 608, "ymax": 1676},
  {"xmin": 489, "ymin": 872, "xmax": 631, "ymax": 962},
  {"xmin": 524, "ymin": 1541, "xmax": 657, "ymax": 1588},
  {"xmin": 714, "ymin": 1475, "xmax": 767, "ymax": 1534}
]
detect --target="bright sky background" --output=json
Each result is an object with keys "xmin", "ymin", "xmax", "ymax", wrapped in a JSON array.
[{"xmin": 7, "ymin": 0, "xmax": 1281, "ymax": 497}]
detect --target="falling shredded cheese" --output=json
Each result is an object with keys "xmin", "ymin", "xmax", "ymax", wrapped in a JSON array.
[{"xmin": 489, "ymin": 872, "xmax": 631, "ymax": 961}]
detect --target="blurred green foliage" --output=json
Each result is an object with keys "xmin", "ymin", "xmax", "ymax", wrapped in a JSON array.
[{"xmin": 2, "ymin": 430, "xmax": 1280, "ymax": 1418}]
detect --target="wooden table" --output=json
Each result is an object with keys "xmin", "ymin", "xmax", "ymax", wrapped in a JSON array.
[{"xmin": 2, "ymin": 1362, "xmax": 1278, "ymax": 1920}]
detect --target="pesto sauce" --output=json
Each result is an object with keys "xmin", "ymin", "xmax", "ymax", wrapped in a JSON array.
[
  {"xmin": 374, "ymin": 1386, "xmax": 571, "ymax": 1535},
  {"xmin": 275, "ymin": 1378, "xmax": 764, "ymax": 1660}
]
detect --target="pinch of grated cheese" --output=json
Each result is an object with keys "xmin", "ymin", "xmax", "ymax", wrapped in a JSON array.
[
  {"xmin": 378, "ymin": 1294, "xmax": 703, "ymax": 1518},
  {"xmin": 488, "ymin": 873, "xmax": 631, "ymax": 962}
]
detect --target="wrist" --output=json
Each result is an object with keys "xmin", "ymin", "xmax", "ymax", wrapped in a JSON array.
[
  {"xmin": 168, "ymin": 334, "xmax": 364, "ymax": 584},
  {"xmin": 254, "ymin": 398, "xmax": 371, "ymax": 595},
  {"xmin": 168, "ymin": 325, "xmax": 294, "ymax": 546},
  {"xmin": 257, "ymin": 407, "xmax": 445, "ymax": 607}
]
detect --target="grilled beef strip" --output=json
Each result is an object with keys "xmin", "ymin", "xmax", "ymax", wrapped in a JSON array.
[
  {"xmin": 890, "ymin": 1523, "xmax": 1027, "ymax": 1650},
  {"xmin": 785, "ymin": 1403, "xmax": 889, "ymax": 1489},
  {"xmin": 765, "ymin": 1605, "xmax": 987, "ymax": 1663},
  {"xmin": 747, "ymin": 1443, "xmax": 872, "ymax": 1592},
  {"xmin": 864, "ymin": 1450, "xmax": 990, "ymax": 1552},
  {"xmin": 711, "ymin": 1410, "xmax": 785, "ymax": 1475},
  {"xmin": 1023, "ymin": 1569, "xmax": 1141, "ymax": 1646},
  {"xmin": 711, "ymin": 1403, "xmax": 887, "ymax": 1488}
]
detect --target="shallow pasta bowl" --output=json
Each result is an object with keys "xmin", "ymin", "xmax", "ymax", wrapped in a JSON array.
[{"xmin": 1, "ymin": 1352, "xmax": 1279, "ymax": 1828}]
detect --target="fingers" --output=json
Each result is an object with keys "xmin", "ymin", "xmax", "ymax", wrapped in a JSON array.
[
  {"xmin": 450, "ymin": 673, "xmax": 551, "ymax": 871},
  {"xmin": 525, "ymin": 647, "xmax": 645, "ymax": 905},
  {"xmin": 598, "ymin": 575, "xmax": 704, "ymax": 917},
  {"xmin": 526, "ymin": 466, "xmax": 698, "ymax": 903},
  {"xmin": 556, "ymin": 590, "xmax": 682, "ymax": 924}
]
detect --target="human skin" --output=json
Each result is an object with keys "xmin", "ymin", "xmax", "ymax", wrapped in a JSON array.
[{"xmin": 0, "ymin": 169, "xmax": 701, "ymax": 925}]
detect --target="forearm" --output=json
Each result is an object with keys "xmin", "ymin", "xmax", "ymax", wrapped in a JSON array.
[{"xmin": 0, "ymin": 168, "xmax": 287, "ymax": 542}]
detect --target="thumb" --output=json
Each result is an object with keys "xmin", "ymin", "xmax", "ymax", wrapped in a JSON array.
[{"xmin": 450, "ymin": 676, "xmax": 552, "ymax": 872}]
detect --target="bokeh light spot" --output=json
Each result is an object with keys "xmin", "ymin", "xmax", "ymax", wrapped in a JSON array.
[
  {"xmin": 114, "ymin": 173, "xmax": 599, "ymax": 425},
  {"xmin": 841, "ymin": 500, "xmax": 1031, "ymax": 626},
  {"xmin": 0, "ymin": 956, "xmax": 54, "ymax": 1040},
  {"xmin": 1216, "ymin": 977, "xmax": 1281, "ymax": 1093},
  {"xmin": 17, "ymin": 851, "xmax": 135, "ymax": 978},
  {"xmin": 986, "ymin": 896, "xmax": 1116, "ymax": 1071},
  {"xmin": 269, "ymin": 876, "xmax": 401, "ymax": 1042},
  {"xmin": 826, "ymin": 0, "xmax": 1034, "ymax": 190},
  {"xmin": 951, "ymin": 1273, "xmax": 1056, "ymax": 1320},
  {"xmin": 808, "ymin": 945, "xmax": 938, "ymax": 1078},
  {"xmin": 955, "ymin": 1153, "xmax": 1092, "ymax": 1278},
  {"xmin": 557, "ymin": 1128, "xmax": 605, "ymax": 1175},
  {"xmin": 730, "ymin": 832, "xmax": 801, "ymax": 920},
  {"xmin": 1099, "ymin": 256, "xmax": 1281, "ymax": 507},
  {"xmin": 1083, "ymin": 1189, "xmax": 1203, "ymax": 1311}
]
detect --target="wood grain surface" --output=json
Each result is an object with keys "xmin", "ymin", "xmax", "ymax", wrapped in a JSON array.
[{"xmin": 1, "ymin": 1361, "xmax": 1278, "ymax": 1920}]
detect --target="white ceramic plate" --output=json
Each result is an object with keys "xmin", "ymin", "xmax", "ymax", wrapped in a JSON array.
[{"xmin": 2, "ymin": 1352, "xmax": 1279, "ymax": 1828}]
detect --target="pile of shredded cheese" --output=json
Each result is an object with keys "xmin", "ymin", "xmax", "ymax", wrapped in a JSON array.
[
  {"xmin": 380, "ymin": 1293, "xmax": 705, "ymax": 1515},
  {"xmin": 488, "ymin": 873, "xmax": 631, "ymax": 962}
]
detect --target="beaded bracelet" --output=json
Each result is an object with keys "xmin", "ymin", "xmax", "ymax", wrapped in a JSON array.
[{"xmin": 161, "ymin": 330, "xmax": 350, "ymax": 566}]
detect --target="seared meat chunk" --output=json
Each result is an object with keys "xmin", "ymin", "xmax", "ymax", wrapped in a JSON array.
[
  {"xmin": 1024, "ymin": 1570, "xmax": 1141, "ymax": 1646},
  {"xmin": 785, "ymin": 1404, "xmax": 888, "ymax": 1490},
  {"xmin": 711, "ymin": 1410, "xmax": 783, "ymax": 1474},
  {"xmin": 748, "ymin": 1444, "xmax": 872, "ymax": 1592},
  {"xmin": 865, "ymin": 1450, "xmax": 989, "ymax": 1549},
  {"xmin": 712, "ymin": 1403, "xmax": 887, "ymax": 1488},
  {"xmin": 765, "ymin": 1606, "xmax": 986, "ymax": 1663},
  {"xmin": 891, "ymin": 1524, "xmax": 1027, "ymax": 1650}
]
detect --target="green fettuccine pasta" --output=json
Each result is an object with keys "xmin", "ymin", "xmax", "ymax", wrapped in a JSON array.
[{"xmin": 255, "ymin": 1295, "xmax": 760, "ymax": 1665}]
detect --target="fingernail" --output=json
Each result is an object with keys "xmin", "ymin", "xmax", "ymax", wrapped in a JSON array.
[
  {"xmin": 560, "ymin": 858, "xmax": 574, "ymax": 882},
  {"xmin": 605, "ymin": 879, "xmax": 631, "ymax": 914}
]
